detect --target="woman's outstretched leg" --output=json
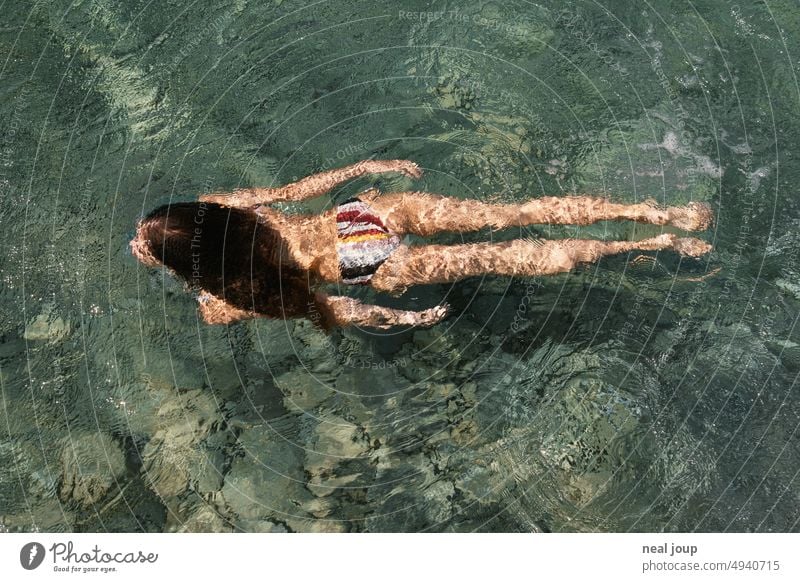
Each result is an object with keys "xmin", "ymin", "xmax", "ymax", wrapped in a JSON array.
[
  {"xmin": 365, "ymin": 191, "xmax": 713, "ymax": 236},
  {"xmin": 370, "ymin": 234, "xmax": 711, "ymax": 295}
]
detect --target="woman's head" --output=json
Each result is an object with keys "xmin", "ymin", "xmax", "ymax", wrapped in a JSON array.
[{"xmin": 130, "ymin": 202, "xmax": 313, "ymax": 318}]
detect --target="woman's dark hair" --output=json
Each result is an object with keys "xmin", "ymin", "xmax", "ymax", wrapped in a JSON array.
[{"xmin": 136, "ymin": 202, "xmax": 315, "ymax": 319}]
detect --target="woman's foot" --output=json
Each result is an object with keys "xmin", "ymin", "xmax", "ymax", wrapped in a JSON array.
[
  {"xmin": 671, "ymin": 236, "xmax": 713, "ymax": 257},
  {"xmin": 667, "ymin": 201, "xmax": 714, "ymax": 231},
  {"xmin": 415, "ymin": 304, "xmax": 450, "ymax": 327},
  {"xmin": 644, "ymin": 233, "xmax": 712, "ymax": 257}
]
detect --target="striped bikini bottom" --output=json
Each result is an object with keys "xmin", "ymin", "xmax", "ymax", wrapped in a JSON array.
[{"xmin": 336, "ymin": 197, "xmax": 401, "ymax": 285}]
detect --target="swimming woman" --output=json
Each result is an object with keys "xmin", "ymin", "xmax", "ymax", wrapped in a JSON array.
[{"xmin": 130, "ymin": 159, "xmax": 713, "ymax": 329}]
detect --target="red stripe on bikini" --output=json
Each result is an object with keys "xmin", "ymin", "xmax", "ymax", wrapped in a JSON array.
[{"xmin": 336, "ymin": 209, "xmax": 384, "ymax": 225}]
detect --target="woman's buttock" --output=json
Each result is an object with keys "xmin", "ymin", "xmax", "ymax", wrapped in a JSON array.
[{"xmin": 335, "ymin": 195, "xmax": 401, "ymax": 285}]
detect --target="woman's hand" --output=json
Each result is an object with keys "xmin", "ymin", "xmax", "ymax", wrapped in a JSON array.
[
  {"xmin": 314, "ymin": 293, "xmax": 449, "ymax": 329},
  {"xmin": 362, "ymin": 159, "xmax": 423, "ymax": 180}
]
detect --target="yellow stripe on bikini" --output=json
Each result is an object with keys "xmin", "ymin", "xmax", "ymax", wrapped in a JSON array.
[{"xmin": 339, "ymin": 232, "xmax": 392, "ymax": 244}]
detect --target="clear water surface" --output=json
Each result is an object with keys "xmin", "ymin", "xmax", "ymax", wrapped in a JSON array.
[{"xmin": 1, "ymin": 0, "xmax": 799, "ymax": 532}]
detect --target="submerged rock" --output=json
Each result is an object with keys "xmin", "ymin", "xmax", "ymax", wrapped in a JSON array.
[
  {"xmin": 189, "ymin": 447, "xmax": 226, "ymax": 494},
  {"xmin": 59, "ymin": 433, "xmax": 126, "ymax": 507},
  {"xmin": 275, "ymin": 369, "xmax": 334, "ymax": 413},
  {"xmin": 235, "ymin": 519, "xmax": 288, "ymax": 533},
  {"xmin": 174, "ymin": 504, "xmax": 233, "ymax": 533},
  {"xmin": 151, "ymin": 388, "xmax": 221, "ymax": 446},
  {"xmin": 2, "ymin": 498, "xmax": 73, "ymax": 533},
  {"xmin": 220, "ymin": 425, "xmax": 312, "ymax": 521},
  {"xmin": 2, "ymin": 435, "xmax": 67, "ymax": 529},
  {"xmin": 24, "ymin": 305, "xmax": 70, "ymax": 343},
  {"xmin": 139, "ymin": 357, "xmax": 209, "ymax": 404},
  {"xmin": 305, "ymin": 415, "xmax": 370, "ymax": 498},
  {"xmin": 142, "ymin": 436, "xmax": 198, "ymax": 499},
  {"xmin": 301, "ymin": 496, "xmax": 338, "ymax": 518},
  {"xmin": 141, "ymin": 389, "xmax": 223, "ymax": 499},
  {"xmin": 422, "ymin": 479, "xmax": 455, "ymax": 524},
  {"xmin": 284, "ymin": 517, "xmax": 347, "ymax": 533},
  {"xmin": 455, "ymin": 462, "xmax": 496, "ymax": 505}
]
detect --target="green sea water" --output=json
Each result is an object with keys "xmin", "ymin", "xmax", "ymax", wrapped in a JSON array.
[{"xmin": 1, "ymin": 0, "xmax": 799, "ymax": 532}]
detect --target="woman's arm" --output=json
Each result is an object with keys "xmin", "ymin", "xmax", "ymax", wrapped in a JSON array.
[
  {"xmin": 195, "ymin": 290, "xmax": 448, "ymax": 329},
  {"xmin": 315, "ymin": 293, "xmax": 448, "ymax": 330},
  {"xmin": 274, "ymin": 159, "xmax": 422, "ymax": 201},
  {"xmin": 198, "ymin": 159, "xmax": 422, "ymax": 207}
]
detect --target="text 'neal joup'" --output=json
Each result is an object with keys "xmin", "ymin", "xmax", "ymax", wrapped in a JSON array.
[{"xmin": 642, "ymin": 543, "xmax": 698, "ymax": 557}]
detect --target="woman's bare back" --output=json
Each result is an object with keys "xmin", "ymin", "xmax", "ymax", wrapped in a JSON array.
[{"xmin": 251, "ymin": 205, "xmax": 341, "ymax": 283}]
